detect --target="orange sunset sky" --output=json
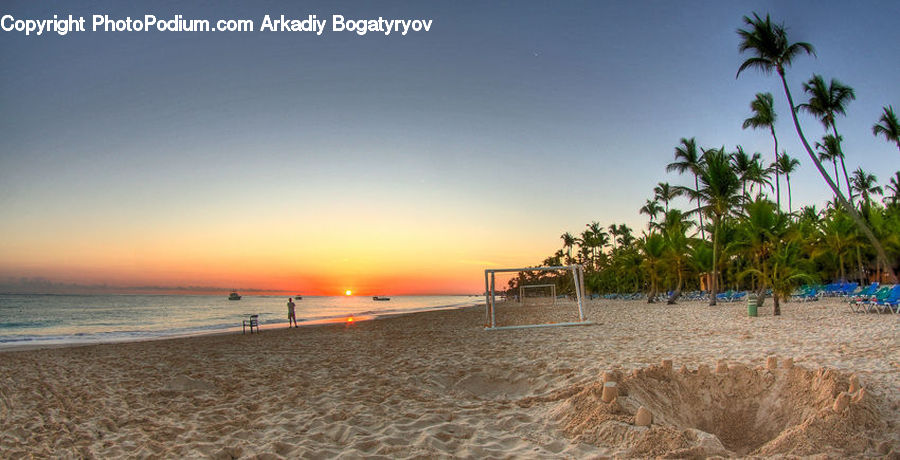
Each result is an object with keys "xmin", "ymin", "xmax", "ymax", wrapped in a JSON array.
[{"xmin": 3, "ymin": 2, "xmax": 899, "ymax": 295}]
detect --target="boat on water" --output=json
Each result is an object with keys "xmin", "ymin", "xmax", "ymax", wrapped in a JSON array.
[
  {"xmin": 372, "ymin": 296, "xmax": 390, "ymax": 301},
  {"xmin": 295, "ymin": 296, "xmax": 303, "ymax": 300},
  {"xmin": 228, "ymin": 290, "xmax": 242, "ymax": 300}
]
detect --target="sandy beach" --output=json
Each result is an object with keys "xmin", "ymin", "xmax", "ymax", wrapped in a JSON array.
[{"xmin": 1, "ymin": 298, "xmax": 897, "ymax": 458}]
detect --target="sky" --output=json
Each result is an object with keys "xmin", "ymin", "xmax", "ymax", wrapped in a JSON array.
[{"xmin": 1, "ymin": 0, "xmax": 899, "ymax": 295}]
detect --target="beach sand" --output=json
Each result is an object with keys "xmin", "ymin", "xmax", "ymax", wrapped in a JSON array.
[{"xmin": 1, "ymin": 298, "xmax": 898, "ymax": 458}]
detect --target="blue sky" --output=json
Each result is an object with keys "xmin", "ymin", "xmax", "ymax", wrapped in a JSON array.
[{"xmin": 1, "ymin": 0, "xmax": 898, "ymax": 291}]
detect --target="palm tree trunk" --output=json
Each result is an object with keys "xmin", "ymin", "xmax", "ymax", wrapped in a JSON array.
[
  {"xmin": 839, "ymin": 253, "xmax": 845, "ymax": 282},
  {"xmin": 833, "ymin": 160, "xmax": 840, "ymax": 192},
  {"xmin": 773, "ymin": 293, "xmax": 781, "ymax": 316},
  {"xmin": 787, "ymin": 175, "xmax": 793, "ymax": 214},
  {"xmin": 771, "ymin": 127, "xmax": 781, "ymax": 210},
  {"xmin": 833, "ymin": 125, "xmax": 854, "ymax": 205},
  {"xmin": 668, "ymin": 267, "xmax": 683, "ymax": 304},
  {"xmin": 856, "ymin": 246, "xmax": 864, "ymax": 284},
  {"xmin": 709, "ymin": 220, "xmax": 719, "ymax": 306},
  {"xmin": 694, "ymin": 175, "xmax": 706, "ymax": 240},
  {"xmin": 777, "ymin": 68, "xmax": 898, "ymax": 282}
]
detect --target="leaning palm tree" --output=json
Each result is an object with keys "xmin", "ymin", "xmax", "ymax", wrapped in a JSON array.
[
  {"xmin": 736, "ymin": 12, "xmax": 896, "ymax": 282},
  {"xmin": 797, "ymin": 75, "xmax": 856, "ymax": 199},
  {"xmin": 849, "ymin": 168, "xmax": 883, "ymax": 209},
  {"xmin": 815, "ymin": 134, "xmax": 844, "ymax": 193},
  {"xmin": 680, "ymin": 147, "xmax": 742, "ymax": 306},
  {"xmin": 742, "ymin": 92, "xmax": 782, "ymax": 209},
  {"xmin": 872, "ymin": 105, "xmax": 900, "ymax": 153},
  {"xmin": 773, "ymin": 153, "xmax": 801, "ymax": 213},
  {"xmin": 666, "ymin": 137, "xmax": 706, "ymax": 239}
]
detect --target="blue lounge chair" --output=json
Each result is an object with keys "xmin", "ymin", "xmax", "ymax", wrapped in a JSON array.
[{"xmin": 874, "ymin": 286, "xmax": 900, "ymax": 314}]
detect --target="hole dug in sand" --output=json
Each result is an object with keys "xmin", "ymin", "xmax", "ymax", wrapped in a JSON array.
[{"xmin": 548, "ymin": 359, "xmax": 893, "ymax": 457}]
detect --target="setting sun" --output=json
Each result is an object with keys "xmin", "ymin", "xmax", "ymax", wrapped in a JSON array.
[{"xmin": 345, "ymin": 290, "xmax": 352, "ymax": 296}]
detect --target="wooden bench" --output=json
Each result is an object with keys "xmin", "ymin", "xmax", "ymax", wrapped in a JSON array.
[{"xmin": 242, "ymin": 314, "xmax": 259, "ymax": 334}]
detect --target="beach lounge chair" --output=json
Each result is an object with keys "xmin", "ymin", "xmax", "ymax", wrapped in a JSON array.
[
  {"xmin": 242, "ymin": 314, "xmax": 259, "ymax": 334},
  {"xmin": 857, "ymin": 286, "xmax": 896, "ymax": 313},
  {"xmin": 848, "ymin": 283, "xmax": 879, "ymax": 311},
  {"xmin": 873, "ymin": 286, "xmax": 900, "ymax": 314},
  {"xmin": 839, "ymin": 282, "xmax": 859, "ymax": 297}
]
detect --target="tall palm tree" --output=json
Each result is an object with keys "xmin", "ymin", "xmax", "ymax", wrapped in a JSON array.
[
  {"xmin": 815, "ymin": 134, "xmax": 844, "ymax": 193},
  {"xmin": 849, "ymin": 168, "xmax": 883, "ymax": 209},
  {"xmin": 872, "ymin": 105, "xmax": 900, "ymax": 153},
  {"xmin": 639, "ymin": 199, "xmax": 664, "ymax": 227},
  {"xmin": 654, "ymin": 182, "xmax": 679, "ymax": 213},
  {"xmin": 560, "ymin": 232, "xmax": 576, "ymax": 264},
  {"xmin": 680, "ymin": 147, "xmax": 742, "ymax": 306},
  {"xmin": 742, "ymin": 92, "xmax": 782, "ymax": 209},
  {"xmin": 773, "ymin": 153, "xmax": 801, "ymax": 213},
  {"xmin": 666, "ymin": 137, "xmax": 706, "ymax": 239},
  {"xmin": 798, "ymin": 75, "xmax": 856, "ymax": 199},
  {"xmin": 736, "ymin": 12, "xmax": 896, "ymax": 282}
]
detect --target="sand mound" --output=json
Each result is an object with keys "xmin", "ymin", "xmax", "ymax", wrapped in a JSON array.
[{"xmin": 530, "ymin": 360, "xmax": 894, "ymax": 457}]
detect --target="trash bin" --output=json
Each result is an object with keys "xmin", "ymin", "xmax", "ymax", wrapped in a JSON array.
[{"xmin": 747, "ymin": 295, "xmax": 758, "ymax": 317}]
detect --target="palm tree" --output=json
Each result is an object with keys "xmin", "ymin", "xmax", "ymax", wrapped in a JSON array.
[
  {"xmin": 746, "ymin": 152, "xmax": 773, "ymax": 197},
  {"xmin": 616, "ymin": 224, "xmax": 635, "ymax": 248},
  {"xmin": 742, "ymin": 92, "xmax": 782, "ymax": 209},
  {"xmin": 872, "ymin": 105, "xmax": 900, "ymax": 153},
  {"xmin": 773, "ymin": 153, "xmax": 801, "ymax": 213},
  {"xmin": 654, "ymin": 182, "xmax": 679, "ymax": 213},
  {"xmin": 731, "ymin": 147, "xmax": 754, "ymax": 198},
  {"xmin": 640, "ymin": 232, "xmax": 667, "ymax": 303},
  {"xmin": 731, "ymin": 147, "xmax": 771, "ymax": 200},
  {"xmin": 666, "ymin": 137, "xmax": 706, "ymax": 239},
  {"xmin": 850, "ymin": 168, "xmax": 883, "ymax": 209},
  {"xmin": 736, "ymin": 12, "xmax": 896, "ymax": 282},
  {"xmin": 730, "ymin": 198, "xmax": 788, "ymax": 314},
  {"xmin": 815, "ymin": 209, "xmax": 858, "ymax": 282},
  {"xmin": 798, "ymin": 75, "xmax": 856, "ymax": 199},
  {"xmin": 560, "ymin": 232, "xmax": 576, "ymax": 264},
  {"xmin": 680, "ymin": 147, "xmax": 742, "ymax": 306},
  {"xmin": 659, "ymin": 209, "xmax": 693, "ymax": 304},
  {"xmin": 639, "ymin": 199, "xmax": 664, "ymax": 227},
  {"xmin": 815, "ymin": 134, "xmax": 844, "ymax": 193},
  {"xmin": 608, "ymin": 224, "xmax": 620, "ymax": 251},
  {"xmin": 884, "ymin": 171, "xmax": 900, "ymax": 207},
  {"xmin": 743, "ymin": 239, "xmax": 812, "ymax": 316}
]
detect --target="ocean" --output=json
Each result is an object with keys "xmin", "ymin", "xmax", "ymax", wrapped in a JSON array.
[{"xmin": 0, "ymin": 294, "xmax": 482, "ymax": 348}]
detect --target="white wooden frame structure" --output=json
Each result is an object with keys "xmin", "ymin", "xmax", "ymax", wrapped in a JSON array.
[
  {"xmin": 519, "ymin": 284, "xmax": 556, "ymax": 304},
  {"xmin": 484, "ymin": 265, "xmax": 590, "ymax": 330}
]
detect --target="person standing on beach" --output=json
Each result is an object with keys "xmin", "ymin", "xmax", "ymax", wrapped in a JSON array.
[{"xmin": 287, "ymin": 297, "xmax": 297, "ymax": 328}]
